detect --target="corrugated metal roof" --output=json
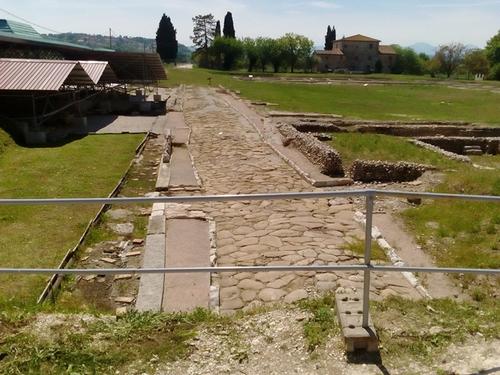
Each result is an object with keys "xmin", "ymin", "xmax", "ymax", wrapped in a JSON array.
[
  {"xmin": 79, "ymin": 61, "xmax": 117, "ymax": 84},
  {"xmin": 0, "ymin": 19, "xmax": 40, "ymax": 38},
  {"xmin": 0, "ymin": 58, "xmax": 95, "ymax": 91},
  {"xmin": 0, "ymin": 19, "xmax": 114, "ymax": 52}
]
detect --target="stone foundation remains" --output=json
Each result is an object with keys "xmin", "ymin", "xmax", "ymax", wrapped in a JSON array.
[
  {"xmin": 416, "ymin": 137, "xmax": 500, "ymax": 155},
  {"xmin": 276, "ymin": 123, "xmax": 344, "ymax": 177},
  {"xmin": 349, "ymin": 160, "xmax": 427, "ymax": 183},
  {"xmin": 291, "ymin": 121, "xmax": 500, "ymax": 138}
]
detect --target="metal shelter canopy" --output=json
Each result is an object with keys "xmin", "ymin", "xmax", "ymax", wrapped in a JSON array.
[
  {"xmin": 78, "ymin": 60, "xmax": 117, "ymax": 84},
  {"xmin": 0, "ymin": 19, "xmax": 166, "ymax": 83},
  {"xmin": 62, "ymin": 50, "xmax": 167, "ymax": 82},
  {"xmin": 0, "ymin": 58, "xmax": 95, "ymax": 90}
]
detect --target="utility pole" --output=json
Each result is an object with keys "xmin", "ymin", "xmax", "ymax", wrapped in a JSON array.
[{"xmin": 109, "ymin": 28, "xmax": 112, "ymax": 49}]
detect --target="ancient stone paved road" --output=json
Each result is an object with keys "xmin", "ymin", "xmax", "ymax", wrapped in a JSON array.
[{"xmin": 178, "ymin": 86, "xmax": 419, "ymax": 313}]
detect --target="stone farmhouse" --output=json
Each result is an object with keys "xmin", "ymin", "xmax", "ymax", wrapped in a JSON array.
[{"xmin": 314, "ymin": 34, "xmax": 397, "ymax": 73}]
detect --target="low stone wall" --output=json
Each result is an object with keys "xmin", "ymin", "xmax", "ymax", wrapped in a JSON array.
[
  {"xmin": 417, "ymin": 137, "xmax": 500, "ymax": 155},
  {"xmin": 276, "ymin": 123, "xmax": 344, "ymax": 177},
  {"xmin": 291, "ymin": 121, "xmax": 500, "ymax": 138},
  {"xmin": 349, "ymin": 160, "xmax": 427, "ymax": 183},
  {"xmin": 409, "ymin": 139, "xmax": 471, "ymax": 163}
]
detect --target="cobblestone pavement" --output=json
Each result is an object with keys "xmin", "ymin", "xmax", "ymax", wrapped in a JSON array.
[{"xmin": 178, "ymin": 86, "xmax": 420, "ymax": 313}]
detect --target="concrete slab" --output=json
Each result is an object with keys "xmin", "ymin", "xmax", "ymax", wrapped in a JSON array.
[
  {"xmin": 335, "ymin": 293, "xmax": 378, "ymax": 352},
  {"xmin": 165, "ymin": 112, "xmax": 187, "ymax": 129},
  {"xmin": 168, "ymin": 146, "xmax": 200, "ymax": 188},
  {"xmin": 162, "ymin": 219, "xmax": 210, "ymax": 312},
  {"xmin": 135, "ymin": 233, "xmax": 166, "ymax": 312},
  {"xmin": 172, "ymin": 127, "xmax": 190, "ymax": 145},
  {"xmin": 87, "ymin": 115, "xmax": 157, "ymax": 134},
  {"xmin": 148, "ymin": 215, "xmax": 166, "ymax": 235},
  {"xmin": 155, "ymin": 163, "xmax": 170, "ymax": 191}
]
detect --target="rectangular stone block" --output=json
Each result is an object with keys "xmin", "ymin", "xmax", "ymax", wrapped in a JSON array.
[{"xmin": 148, "ymin": 215, "xmax": 166, "ymax": 235}]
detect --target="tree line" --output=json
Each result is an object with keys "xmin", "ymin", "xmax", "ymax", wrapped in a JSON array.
[
  {"xmin": 190, "ymin": 13, "xmax": 314, "ymax": 72},
  {"xmin": 390, "ymin": 31, "xmax": 500, "ymax": 80},
  {"xmin": 155, "ymin": 11, "xmax": 500, "ymax": 80}
]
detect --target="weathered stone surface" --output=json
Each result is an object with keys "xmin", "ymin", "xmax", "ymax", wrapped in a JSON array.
[
  {"xmin": 108, "ymin": 223, "xmax": 134, "ymax": 235},
  {"xmin": 350, "ymin": 160, "xmax": 427, "ymax": 183},
  {"xmin": 259, "ymin": 236, "xmax": 283, "ymax": 248},
  {"xmin": 220, "ymin": 286, "xmax": 239, "ymax": 299},
  {"xmin": 241, "ymin": 290, "xmax": 257, "ymax": 302},
  {"xmin": 268, "ymin": 274, "xmax": 296, "ymax": 289},
  {"xmin": 258, "ymin": 288, "xmax": 287, "ymax": 302},
  {"xmin": 238, "ymin": 279, "xmax": 265, "ymax": 290},
  {"xmin": 317, "ymin": 281, "xmax": 337, "ymax": 291},
  {"xmin": 315, "ymin": 273, "xmax": 338, "ymax": 282},
  {"xmin": 284, "ymin": 289, "xmax": 308, "ymax": 303}
]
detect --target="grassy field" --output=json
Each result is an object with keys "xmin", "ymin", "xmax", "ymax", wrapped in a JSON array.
[
  {"xmin": 328, "ymin": 133, "xmax": 459, "ymax": 169},
  {"xmin": 323, "ymin": 132, "xmax": 499, "ymax": 276},
  {"xmin": 163, "ymin": 67, "xmax": 500, "ymax": 124},
  {"xmin": 0, "ymin": 132, "xmax": 144, "ymax": 309},
  {"xmin": 402, "ymin": 156, "xmax": 500, "ymax": 274}
]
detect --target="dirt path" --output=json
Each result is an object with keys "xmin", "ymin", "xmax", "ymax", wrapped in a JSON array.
[{"xmin": 373, "ymin": 213, "xmax": 464, "ymax": 299}]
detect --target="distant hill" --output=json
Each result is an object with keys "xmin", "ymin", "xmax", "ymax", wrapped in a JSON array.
[
  {"xmin": 408, "ymin": 42, "xmax": 479, "ymax": 56},
  {"xmin": 408, "ymin": 43, "xmax": 436, "ymax": 56},
  {"xmin": 43, "ymin": 32, "xmax": 193, "ymax": 62}
]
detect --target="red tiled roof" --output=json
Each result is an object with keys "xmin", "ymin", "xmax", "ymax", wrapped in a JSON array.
[
  {"xmin": 378, "ymin": 45, "xmax": 397, "ymax": 54},
  {"xmin": 315, "ymin": 48, "xmax": 344, "ymax": 56},
  {"xmin": 340, "ymin": 34, "xmax": 380, "ymax": 42}
]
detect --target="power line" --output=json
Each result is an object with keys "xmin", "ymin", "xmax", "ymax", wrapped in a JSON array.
[{"xmin": 0, "ymin": 7, "xmax": 63, "ymax": 34}]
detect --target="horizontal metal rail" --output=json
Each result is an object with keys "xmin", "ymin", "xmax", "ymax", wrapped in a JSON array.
[
  {"xmin": 0, "ymin": 265, "xmax": 498, "ymax": 275},
  {"xmin": 1, "ymin": 188, "xmax": 498, "ymax": 329},
  {"xmin": 0, "ymin": 189, "xmax": 498, "ymax": 206}
]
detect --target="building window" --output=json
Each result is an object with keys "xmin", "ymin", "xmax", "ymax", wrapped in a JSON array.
[{"xmin": 369, "ymin": 44, "xmax": 373, "ymax": 49}]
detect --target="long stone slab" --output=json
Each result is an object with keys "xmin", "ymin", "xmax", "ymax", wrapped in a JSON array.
[
  {"xmin": 165, "ymin": 111, "xmax": 187, "ymax": 129},
  {"xmin": 162, "ymin": 218, "xmax": 210, "ymax": 312},
  {"xmin": 168, "ymin": 146, "xmax": 199, "ymax": 188},
  {"xmin": 172, "ymin": 127, "xmax": 190, "ymax": 145},
  {"xmin": 135, "ymin": 233, "xmax": 166, "ymax": 312}
]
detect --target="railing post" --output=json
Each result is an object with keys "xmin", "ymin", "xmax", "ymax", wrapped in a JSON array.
[{"xmin": 362, "ymin": 193, "xmax": 374, "ymax": 328}]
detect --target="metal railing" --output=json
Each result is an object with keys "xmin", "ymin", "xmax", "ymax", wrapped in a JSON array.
[{"xmin": 1, "ymin": 189, "xmax": 499, "ymax": 328}]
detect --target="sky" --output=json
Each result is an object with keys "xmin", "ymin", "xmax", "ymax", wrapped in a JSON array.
[{"xmin": 1, "ymin": 0, "xmax": 499, "ymax": 47}]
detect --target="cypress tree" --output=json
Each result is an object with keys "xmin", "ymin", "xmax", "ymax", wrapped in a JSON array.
[
  {"xmin": 215, "ymin": 20, "xmax": 221, "ymax": 38},
  {"xmin": 223, "ymin": 12, "xmax": 235, "ymax": 38},
  {"xmin": 324, "ymin": 25, "xmax": 332, "ymax": 50},
  {"xmin": 156, "ymin": 14, "xmax": 178, "ymax": 62}
]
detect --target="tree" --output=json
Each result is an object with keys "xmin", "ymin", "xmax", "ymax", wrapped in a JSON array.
[
  {"xmin": 485, "ymin": 30, "xmax": 500, "ymax": 65},
  {"xmin": 191, "ymin": 14, "xmax": 216, "ymax": 50},
  {"xmin": 211, "ymin": 37, "xmax": 243, "ymax": 70},
  {"xmin": 281, "ymin": 33, "xmax": 314, "ymax": 73},
  {"xmin": 215, "ymin": 20, "xmax": 221, "ymax": 38},
  {"xmin": 155, "ymin": 14, "xmax": 178, "ymax": 63},
  {"xmin": 464, "ymin": 49, "xmax": 490, "ymax": 77},
  {"xmin": 324, "ymin": 26, "xmax": 332, "ymax": 50},
  {"xmin": 434, "ymin": 43, "xmax": 466, "ymax": 78},
  {"xmin": 242, "ymin": 37, "xmax": 258, "ymax": 72},
  {"xmin": 255, "ymin": 37, "xmax": 274, "ymax": 72},
  {"xmin": 391, "ymin": 45, "xmax": 425, "ymax": 75},
  {"xmin": 269, "ymin": 38, "xmax": 287, "ymax": 73},
  {"xmin": 324, "ymin": 25, "xmax": 336, "ymax": 50},
  {"xmin": 223, "ymin": 11, "xmax": 235, "ymax": 38}
]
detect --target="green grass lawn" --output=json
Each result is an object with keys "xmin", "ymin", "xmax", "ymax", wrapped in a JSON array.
[
  {"xmin": 402, "ymin": 157, "xmax": 500, "ymax": 274},
  {"xmin": 0, "ymin": 132, "xmax": 144, "ymax": 309},
  {"xmin": 328, "ymin": 133, "xmax": 459, "ymax": 169},
  {"xmin": 163, "ymin": 67, "xmax": 500, "ymax": 124},
  {"xmin": 324, "ymin": 133, "xmax": 499, "ymax": 278}
]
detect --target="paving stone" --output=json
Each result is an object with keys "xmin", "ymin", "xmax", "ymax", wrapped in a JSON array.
[
  {"xmin": 268, "ymin": 274, "xmax": 296, "ymax": 289},
  {"xmin": 258, "ymin": 288, "xmax": 287, "ymax": 302},
  {"xmin": 255, "ymin": 271, "xmax": 285, "ymax": 283},
  {"xmin": 317, "ymin": 281, "xmax": 337, "ymax": 291},
  {"xmin": 259, "ymin": 236, "xmax": 283, "ymax": 248},
  {"xmin": 241, "ymin": 290, "xmax": 257, "ymax": 302},
  {"xmin": 284, "ymin": 289, "xmax": 308, "ymax": 303}
]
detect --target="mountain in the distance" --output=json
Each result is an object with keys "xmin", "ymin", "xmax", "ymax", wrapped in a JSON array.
[
  {"xmin": 408, "ymin": 42, "xmax": 480, "ymax": 56},
  {"xmin": 408, "ymin": 43, "xmax": 436, "ymax": 56},
  {"xmin": 43, "ymin": 32, "xmax": 193, "ymax": 62}
]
